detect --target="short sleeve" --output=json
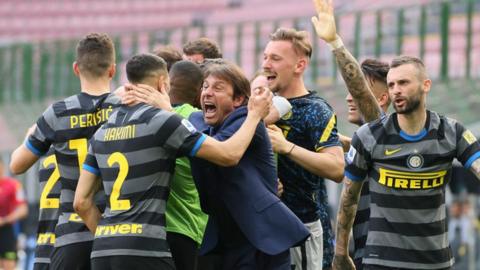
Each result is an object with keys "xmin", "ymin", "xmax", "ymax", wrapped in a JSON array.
[
  {"xmin": 83, "ymin": 144, "xmax": 100, "ymax": 176},
  {"xmin": 156, "ymin": 113, "xmax": 205, "ymax": 158},
  {"xmin": 308, "ymin": 102, "xmax": 341, "ymax": 151},
  {"xmin": 26, "ymin": 105, "xmax": 57, "ymax": 156},
  {"xmin": 455, "ymin": 122, "xmax": 480, "ymax": 169},
  {"xmin": 344, "ymin": 132, "xmax": 370, "ymax": 182}
]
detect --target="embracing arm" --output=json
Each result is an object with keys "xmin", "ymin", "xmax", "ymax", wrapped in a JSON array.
[
  {"xmin": 332, "ymin": 177, "xmax": 364, "ymax": 270},
  {"xmin": 311, "ymin": 0, "xmax": 381, "ymax": 122},
  {"xmin": 195, "ymin": 87, "xmax": 272, "ymax": 167}
]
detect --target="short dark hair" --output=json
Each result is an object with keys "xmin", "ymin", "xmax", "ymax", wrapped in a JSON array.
[
  {"xmin": 361, "ymin": 59, "xmax": 389, "ymax": 85},
  {"xmin": 76, "ymin": 33, "xmax": 115, "ymax": 78},
  {"xmin": 183, "ymin": 38, "xmax": 222, "ymax": 59},
  {"xmin": 169, "ymin": 60, "xmax": 204, "ymax": 108},
  {"xmin": 126, "ymin": 53, "xmax": 167, "ymax": 84},
  {"xmin": 152, "ymin": 45, "xmax": 183, "ymax": 71},
  {"xmin": 269, "ymin": 28, "xmax": 312, "ymax": 59},
  {"xmin": 390, "ymin": 55, "xmax": 427, "ymax": 80},
  {"xmin": 203, "ymin": 59, "xmax": 250, "ymax": 105}
]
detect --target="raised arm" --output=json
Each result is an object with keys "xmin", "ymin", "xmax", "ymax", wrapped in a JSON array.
[
  {"xmin": 332, "ymin": 177, "xmax": 364, "ymax": 270},
  {"xmin": 311, "ymin": 0, "xmax": 381, "ymax": 122}
]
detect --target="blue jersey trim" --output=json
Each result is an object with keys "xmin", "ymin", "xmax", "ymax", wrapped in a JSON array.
[
  {"xmin": 465, "ymin": 151, "xmax": 480, "ymax": 169},
  {"xmin": 399, "ymin": 128, "xmax": 427, "ymax": 142},
  {"xmin": 82, "ymin": 164, "xmax": 100, "ymax": 176},
  {"xmin": 25, "ymin": 140, "xmax": 45, "ymax": 156},
  {"xmin": 190, "ymin": 134, "xmax": 207, "ymax": 157},
  {"xmin": 345, "ymin": 170, "xmax": 364, "ymax": 182}
]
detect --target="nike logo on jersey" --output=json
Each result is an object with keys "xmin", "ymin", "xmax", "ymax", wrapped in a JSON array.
[{"xmin": 385, "ymin": 148, "xmax": 401, "ymax": 156}]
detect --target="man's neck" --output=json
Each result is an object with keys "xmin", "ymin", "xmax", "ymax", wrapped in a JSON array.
[
  {"xmin": 80, "ymin": 77, "xmax": 111, "ymax": 96},
  {"xmin": 397, "ymin": 108, "xmax": 427, "ymax": 135},
  {"xmin": 277, "ymin": 78, "xmax": 309, "ymax": 99}
]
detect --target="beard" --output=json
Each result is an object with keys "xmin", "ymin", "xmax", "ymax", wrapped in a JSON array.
[{"xmin": 394, "ymin": 93, "xmax": 422, "ymax": 114}]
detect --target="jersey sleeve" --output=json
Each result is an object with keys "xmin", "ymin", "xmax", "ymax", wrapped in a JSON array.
[
  {"xmin": 308, "ymin": 102, "xmax": 342, "ymax": 151},
  {"xmin": 156, "ymin": 114, "xmax": 205, "ymax": 158},
  {"xmin": 344, "ymin": 132, "xmax": 370, "ymax": 182},
  {"xmin": 455, "ymin": 122, "xmax": 480, "ymax": 169},
  {"xmin": 82, "ymin": 144, "xmax": 100, "ymax": 176},
  {"xmin": 26, "ymin": 105, "xmax": 57, "ymax": 156}
]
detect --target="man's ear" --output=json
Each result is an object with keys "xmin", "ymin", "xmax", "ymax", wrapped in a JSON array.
[
  {"xmin": 295, "ymin": 57, "xmax": 308, "ymax": 74},
  {"xmin": 423, "ymin": 79, "xmax": 431, "ymax": 94},
  {"xmin": 232, "ymin": 95, "xmax": 246, "ymax": 108},
  {"xmin": 108, "ymin": 64, "xmax": 116, "ymax": 78},
  {"xmin": 72, "ymin": 62, "xmax": 80, "ymax": 77}
]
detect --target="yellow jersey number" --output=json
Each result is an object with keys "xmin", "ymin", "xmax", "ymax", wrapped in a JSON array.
[
  {"xmin": 108, "ymin": 152, "xmax": 131, "ymax": 211},
  {"xmin": 39, "ymin": 155, "xmax": 60, "ymax": 209}
]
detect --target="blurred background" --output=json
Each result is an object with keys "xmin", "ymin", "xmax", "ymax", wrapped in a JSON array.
[{"xmin": 0, "ymin": 0, "xmax": 479, "ymax": 269}]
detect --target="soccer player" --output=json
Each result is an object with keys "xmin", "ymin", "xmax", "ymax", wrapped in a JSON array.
[
  {"xmin": 0, "ymin": 159, "xmax": 28, "ymax": 270},
  {"xmin": 309, "ymin": 1, "xmax": 389, "ymax": 269},
  {"xmin": 263, "ymin": 27, "xmax": 345, "ymax": 269},
  {"xmin": 182, "ymin": 37, "xmax": 222, "ymax": 64},
  {"xmin": 73, "ymin": 53, "xmax": 275, "ymax": 270},
  {"xmin": 34, "ymin": 149, "xmax": 61, "ymax": 270},
  {"xmin": 338, "ymin": 55, "xmax": 480, "ymax": 270},
  {"xmin": 10, "ymin": 33, "xmax": 119, "ymax": 270},
  {"xmin": 188, "ymin": 59, "xmax": 309, "ymax": 270}
]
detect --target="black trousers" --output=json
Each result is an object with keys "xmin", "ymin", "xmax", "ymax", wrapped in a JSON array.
[{"xmin": 50, "ymin": 241, "xmax": 92, "ymax": 270}]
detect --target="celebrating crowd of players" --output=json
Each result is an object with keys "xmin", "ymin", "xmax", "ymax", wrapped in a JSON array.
[{"xmin": 4, "ymin": 0, "xmax": 480, "ymax": 269}]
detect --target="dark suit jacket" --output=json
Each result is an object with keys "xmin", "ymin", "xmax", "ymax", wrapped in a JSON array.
[{"xmin": 189, "ymin": 107, "xmax": 309, "ymax": 255}]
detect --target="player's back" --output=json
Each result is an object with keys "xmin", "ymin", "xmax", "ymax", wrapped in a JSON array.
[
  {"xmin": 86, "ymin": 103, "xmax": 201, "ymax": 259},
  {"xmin": 27, "ymin": 92, "xmax": 120, "ymax": 247}
]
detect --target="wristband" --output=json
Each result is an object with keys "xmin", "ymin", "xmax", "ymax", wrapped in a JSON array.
[{"xmin": 327, "ymin": 35, "xmax": 344, "ymax": 51}]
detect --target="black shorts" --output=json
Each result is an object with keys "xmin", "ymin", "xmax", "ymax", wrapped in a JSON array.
[
  {"xmin": 91, "ymin": 256, "xmax": 175, "ymax": 270},
  {"xmin": 0, "ymin": 224, "xmax": 17, "ymax": 260},
  {"xmin": 50, "ymin": 241, "xmax": 93, "ymax": 270}
]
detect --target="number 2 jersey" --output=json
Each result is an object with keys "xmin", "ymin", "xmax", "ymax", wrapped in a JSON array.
[
  {"xmin": 34, "ymin": 149, "xmax": 60, "ymax": 265},
  {"xmin": 345, "ymin": 111, "xmax": 480, "ymax": 269},
  {"xmin": 26, "ymin": 92, "xmax": 120, "ymax": 248},
  {"xmin": 82, "ymin": 103, "xmax": 205, "ymax": 259}
]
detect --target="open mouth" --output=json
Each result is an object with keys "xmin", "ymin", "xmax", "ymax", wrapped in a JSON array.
[
  {"xmin": 394, "ymin": 98, "xmax": 406, "ymax": 107},
  {"xmin": 203, "ymin": 102, "xmax": 217, "ymax": 117}
]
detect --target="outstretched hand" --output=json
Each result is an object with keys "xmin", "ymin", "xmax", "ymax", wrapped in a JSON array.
[{"xmin": 311, "ymin": 0, "xmax": 337, "ymax": 43}]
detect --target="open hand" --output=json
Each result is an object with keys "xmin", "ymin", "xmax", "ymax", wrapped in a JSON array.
[{"xmin": 311, "ymin": 0, "xmax": 337, "ymax": 43}]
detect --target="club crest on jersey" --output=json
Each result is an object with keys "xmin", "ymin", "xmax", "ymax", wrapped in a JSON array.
[{"xmin": 407, "ymin": 153, "xmax": 424, "ymax": 169}]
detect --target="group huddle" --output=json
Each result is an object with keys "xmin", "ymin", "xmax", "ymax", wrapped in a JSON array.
[{"xmin": 6, "ymin": 0, "xmax": 480, "ymax": 270}]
